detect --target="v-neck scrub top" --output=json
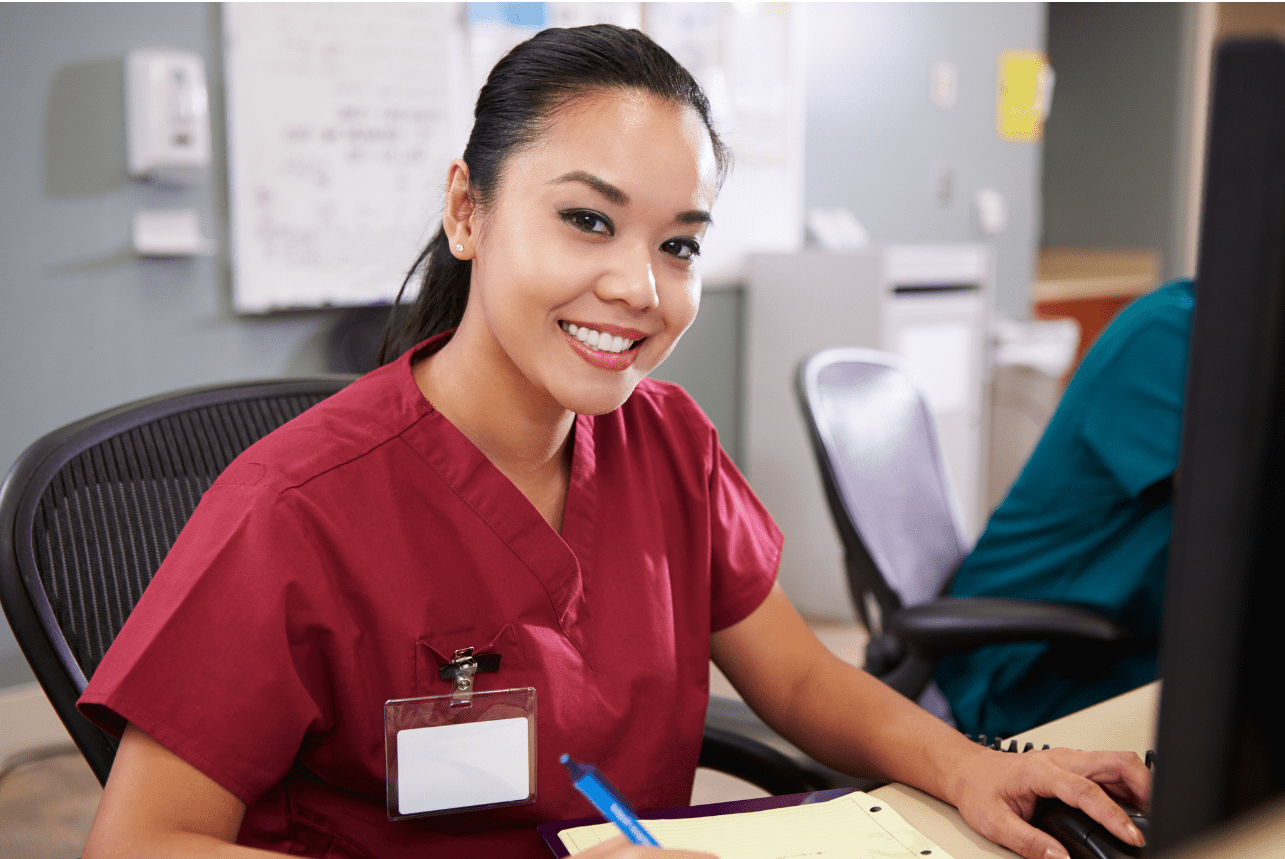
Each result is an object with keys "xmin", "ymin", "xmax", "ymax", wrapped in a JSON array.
[{"xmin": 79, "ymin": 334, "xmax": 782, "ymax": 858}]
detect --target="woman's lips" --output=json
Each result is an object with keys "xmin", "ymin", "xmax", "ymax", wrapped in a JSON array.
[{"xmin": 560, "ymin": 322, "xmax": 644, "ymax": 371}]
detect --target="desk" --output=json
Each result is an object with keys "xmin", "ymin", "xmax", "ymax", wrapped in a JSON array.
[{"xmin": 870, "ymin": 682, "xmax": 1160, "ymax": 859}]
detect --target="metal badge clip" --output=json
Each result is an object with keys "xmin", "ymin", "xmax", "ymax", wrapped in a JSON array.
[
  {"xmin": 447, "ymin": 648, "xmax": 478, "ymax": 705},
  {"xmin": 437, "ymin": 647, "xmax": 502, "ymax": 706}
]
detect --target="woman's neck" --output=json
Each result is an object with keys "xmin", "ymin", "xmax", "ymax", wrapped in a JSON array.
[{"xmin": 412, "ymin": 330, "xmax": 575, "ymax": 532}]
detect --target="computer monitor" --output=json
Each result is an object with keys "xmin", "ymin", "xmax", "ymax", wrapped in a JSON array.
[{"xmin": 1149, "ymin": 38, "xmax": 1285, "ymax": 853}]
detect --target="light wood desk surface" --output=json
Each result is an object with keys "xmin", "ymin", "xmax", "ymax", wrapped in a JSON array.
[{"xmin": 870, "ymin": 682, "xmax": 1160, "ymax": 859}]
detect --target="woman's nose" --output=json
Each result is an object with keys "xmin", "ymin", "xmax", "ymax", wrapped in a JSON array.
[{"xmin": 597, "ymin": 245, "xmax": 659, "ymax": 310}]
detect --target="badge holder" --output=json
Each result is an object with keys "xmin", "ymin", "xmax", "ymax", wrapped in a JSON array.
[{"xmin": 385, "ymin": 647, "xmax": 536, "ymax": 820}]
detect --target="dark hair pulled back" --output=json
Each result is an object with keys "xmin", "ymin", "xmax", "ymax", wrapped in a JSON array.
[{"xmin": 377, "ymin": 23, "xmax": 730, "ymax": 365}]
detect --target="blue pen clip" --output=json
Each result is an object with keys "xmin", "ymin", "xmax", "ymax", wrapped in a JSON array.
[{"xmin": 560, "ymin": 753, "xmax": 662, "ymax": 847}]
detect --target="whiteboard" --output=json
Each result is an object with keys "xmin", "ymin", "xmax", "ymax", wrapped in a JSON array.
[{"xmin": 223, "ymin": 3, "xmax": 466, "ymax": 312}]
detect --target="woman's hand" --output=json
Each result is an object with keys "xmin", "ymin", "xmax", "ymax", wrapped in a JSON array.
[
  {"xmin": 575, "ymin": 835, "xmax": 715, "ymax": 859},
  {"xmin": 944, "ymin": 745, "xmax": 1151, "ymax": 859}
]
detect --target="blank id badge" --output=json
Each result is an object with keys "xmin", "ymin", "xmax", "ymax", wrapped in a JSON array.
[{"xmin": 384, "ymin": 648, "xmax": 536, "ymax": 820}]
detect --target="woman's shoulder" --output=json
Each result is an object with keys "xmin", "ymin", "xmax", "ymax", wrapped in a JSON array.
[{"xmin": 216, "ymin": 360, "xmax": 432, "ymax": 495}]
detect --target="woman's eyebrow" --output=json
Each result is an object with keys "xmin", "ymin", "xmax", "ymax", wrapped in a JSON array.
[
  {"xmin": 676, "ymin": 210, "xmax": 713, "ymax": 226},
  {"xmin": 550, "ymin": 170, "xmax": 712, "ymax": 225},
  {"xmin": 551, "ymin": 171, "xmax": 627, "ymax": 205}
]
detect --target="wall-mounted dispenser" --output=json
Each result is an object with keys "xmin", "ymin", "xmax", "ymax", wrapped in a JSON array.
[{"xmin": 125, "ymin": 49, "xmax": 211, "ymax": 183}]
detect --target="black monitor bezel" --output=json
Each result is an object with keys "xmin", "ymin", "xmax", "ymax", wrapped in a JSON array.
[{"xmin": 1149, "ymin": 37, "xmax": 1285, "ymax": 853}]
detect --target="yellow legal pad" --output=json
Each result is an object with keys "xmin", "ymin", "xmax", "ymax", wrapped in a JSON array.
[{"xmin": 558, "ymin": 791, "xmax": 954, "ymax": 859}]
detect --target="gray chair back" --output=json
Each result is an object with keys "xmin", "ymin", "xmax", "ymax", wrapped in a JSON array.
[{"xmin": 796, "ymin": 348, "xmax": 970, "ymax": 636}]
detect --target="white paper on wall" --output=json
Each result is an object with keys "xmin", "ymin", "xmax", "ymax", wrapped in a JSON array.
[{"xmin": 223, "ymin": 3, "xmax": 464, "ymax": 312}]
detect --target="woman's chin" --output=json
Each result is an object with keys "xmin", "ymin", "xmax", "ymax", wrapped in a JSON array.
[{"xmin": 565, "ymin": 395, "xmax": 633, "ymax": 418}]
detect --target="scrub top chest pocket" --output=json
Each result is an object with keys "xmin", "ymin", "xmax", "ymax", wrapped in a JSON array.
[{"xmin": 385, "ymin": 646, "xmax": 536, "ymax": 820}]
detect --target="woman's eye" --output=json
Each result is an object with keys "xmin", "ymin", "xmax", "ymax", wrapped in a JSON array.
[
  {"xmin": 560, "ymin": 209, "xmax": 613, "ymax": 235},
  {"xmin": 661, "ymin": 238, "xmax": 701, "ymax": 260}
]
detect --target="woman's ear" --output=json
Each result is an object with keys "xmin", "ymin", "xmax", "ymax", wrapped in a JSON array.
[{"xmin": 443, "ymin": 160, "xmax": 476, "ymax": 259}]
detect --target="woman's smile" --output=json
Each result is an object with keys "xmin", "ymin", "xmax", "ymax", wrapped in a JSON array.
[{"xmin": 559, "ymin": 320, "xmax": 647, "ymax": 371}]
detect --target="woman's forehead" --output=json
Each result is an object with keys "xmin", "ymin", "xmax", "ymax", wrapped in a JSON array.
[{"xmin": 508, "ymin": 89, "xmax": 719, "ymax": 208}]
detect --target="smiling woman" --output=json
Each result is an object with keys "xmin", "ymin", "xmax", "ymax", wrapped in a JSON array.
[{"xmin": 76, "ymin": 23, "xmax": 1152, "ymax": 859}]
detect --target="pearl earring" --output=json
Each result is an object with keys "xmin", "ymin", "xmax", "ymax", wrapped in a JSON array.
[{"xmin": 456, "ymin": 244, "xmax": 464, "ymax": 252}]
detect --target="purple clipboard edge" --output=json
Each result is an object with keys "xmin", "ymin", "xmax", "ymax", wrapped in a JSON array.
[{"xmin": 538, "ymin": 787, "xmax": 859, "ymax": 856}]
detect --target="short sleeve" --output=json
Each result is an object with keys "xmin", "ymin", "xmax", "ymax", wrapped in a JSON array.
[
  {"xmin": 78, "ymin": 478, "xmax": 338, "ymax": 806},
  {"xmin": 707, "ymin": 443, "xmax": 782, "ymax": 631},
  {"xmin": 1081, "ymin": 314, "xmax": 1190, "ymax": 497}
]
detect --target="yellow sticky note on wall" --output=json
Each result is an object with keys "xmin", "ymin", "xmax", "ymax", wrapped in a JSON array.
[{"xmin": 997, "ymin": 51, "xmax": 1050, "ymax": 142}]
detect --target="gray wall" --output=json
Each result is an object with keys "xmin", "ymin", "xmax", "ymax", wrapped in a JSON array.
[
  {"xmin": 802, "ymin": 3, "xmax": 1046, "ymax": 319},
  {"xmin": 0, "ymin": 3, "xmax": 334, "ymax": 687},
  {"xmin": 1041, "ymin": 3, "xmax": 1193, "ymax": 282}
]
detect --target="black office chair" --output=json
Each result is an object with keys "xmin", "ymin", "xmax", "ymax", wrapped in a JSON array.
[
  {"xmin": 0, "ymin": 376, "xmax": 821, "ymax": 796},
  {"xmin": 795, "ymin": 348, "xmax": 1132, "ymax": 723}
]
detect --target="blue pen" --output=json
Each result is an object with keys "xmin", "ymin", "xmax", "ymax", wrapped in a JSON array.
[{"xmin": 560, "ymin": 753, "xmax": 662, "ymax": 848}]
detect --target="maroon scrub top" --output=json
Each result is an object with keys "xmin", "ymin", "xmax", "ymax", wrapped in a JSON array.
[{"xmin": 80, "ymin": 334, "xmax": 781, "ymax": 858}]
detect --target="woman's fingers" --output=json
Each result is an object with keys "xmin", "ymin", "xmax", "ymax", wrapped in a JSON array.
[
  {"xmin": 1056, "ymin": 748, "xmax": 1152, "ymax": 810},
  {"xmin": 1039, "ymin": 753, "xmax": 1148, "ymax": 848},
  {"xmin": 967, "ymin": 804, "xmax": 1074, "ymax": 859}
]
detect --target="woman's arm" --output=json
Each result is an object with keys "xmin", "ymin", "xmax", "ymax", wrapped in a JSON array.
[
  {"xmin": 82, "ymin": 722, "xmax": 275, "ymax": 859},
  {"xmin": 710, "ymin": 585, "xmax": 1151, "ymax": 859}
]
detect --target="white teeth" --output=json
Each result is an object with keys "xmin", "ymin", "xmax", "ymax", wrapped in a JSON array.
[{"xmin": 560, "ymin": 321, "xmax": 636, "ymax": 354}]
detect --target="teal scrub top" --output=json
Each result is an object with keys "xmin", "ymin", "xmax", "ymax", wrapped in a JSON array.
[{"xmin": 937, "ymin": 280, "xmax": 1195, "ymax": 738}]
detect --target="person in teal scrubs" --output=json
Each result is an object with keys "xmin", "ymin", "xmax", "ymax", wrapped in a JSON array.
[{"xmin": 937, "ymin": 279, "xmax": 1196, "ymax": 739}]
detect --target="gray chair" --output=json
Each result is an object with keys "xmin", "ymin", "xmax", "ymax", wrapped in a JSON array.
[
  {"xmin": 0, "ymin": 376, "xmax": 821, "ymax": 795},
  {"xmin": 795, "ymin": 348, "xmax": 1132, "ymax": 726}
]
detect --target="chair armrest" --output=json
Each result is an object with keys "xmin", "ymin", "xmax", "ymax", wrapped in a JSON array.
[
  {"xmin": 699, "ymin": 725, "xmax": 833, "ymax": 796},
  {"xmin": 887, "ymin": 597, "xmax": 1131, "ymax": 658}
]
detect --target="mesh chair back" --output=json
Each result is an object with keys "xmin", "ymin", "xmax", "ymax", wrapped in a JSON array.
[
  {"xmin": 0, "ymin": 377, "xmax": 354, "ymax": 783},
  {"xmin": 796, "ymin": 348, "xmax": 969, "ymax": 633}
]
